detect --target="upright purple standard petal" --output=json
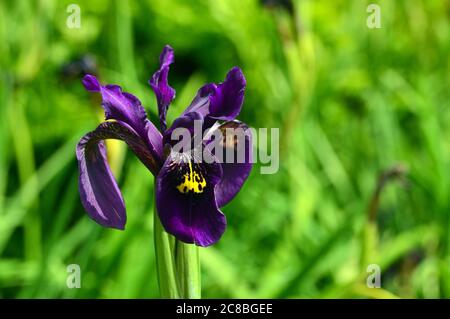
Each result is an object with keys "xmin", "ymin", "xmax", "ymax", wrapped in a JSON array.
[
  {"xmin": 208, "ymin": 67, "xmax": 246, "ymax": 121},
  {"xmin": 180, "ymin": 67, "xmax": 245, "ymax": 129},
  {"xmin": 149, "ymin": 45, "xmax": 176, "ymax": 132},
  {"xmin": 77, "ymin": 121, "xmax": 162, "ymax": 229},
  {"xmin": 183, "ymin": 84, "xmax": 216, "ymax": 117},
  {"xmin": 82, "ymin": 74, "xmax": 163, "ymax": 165},
  {"xmin": 209, "ymin": 121, "xmax": 253, "ymax": 207},
  {"xmin": 156, "ymin": 150, "xmax": 226, "ymax": 247}
]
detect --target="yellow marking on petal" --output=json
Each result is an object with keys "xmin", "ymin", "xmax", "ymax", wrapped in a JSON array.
[{"xmin": 176, "ymin": 160, "xmax": 206, "ymax": 194}]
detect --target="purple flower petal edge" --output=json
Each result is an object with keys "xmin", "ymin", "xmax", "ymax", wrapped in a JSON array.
[
  {"xmin": 208, "ymin": 67, "xmax": 246, "ymax": 121},
  {"xmin": 82, "ymin": 74, "xmax": 164, "ymax": 166},
  {"xmin": 76, "ymin": 121, "xmax": 164, "ymax": 229},
  {"xmin": 213, "ymin": 121, "xmax": 253, "ymax": 207},
  {"xmin": 76, "ymin": 129, "xmax": 126, "ymax": 230},
  {"xmin": 149, "ymin": 45, "xmax": 176, "ymax": 132}
]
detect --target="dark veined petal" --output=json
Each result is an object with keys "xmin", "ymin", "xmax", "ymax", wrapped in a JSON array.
[
  {"xmin": 82, "ymin": 74, "xmax": 163, "ymax": 165},
  {"xmin": 155, "ymin": 150, "xmax": 226, "ymax": 247},
  {"xmin": 76, "ymin": 121, "xmax": 161, "ymax": 229},
  {"xmin": 149, "ymin": 45, "xmax": 176, "ymax": 132},
  {"xmin": 208, "ymin": 67, "xmax": 246, "ymax": 121},
  {"xmin": 209, "ymin": 121, "xmax": 253, "ymax": 207},
  {"xmin": 163, "ymin": 111, "xmax": 203, "ymax": 147}
]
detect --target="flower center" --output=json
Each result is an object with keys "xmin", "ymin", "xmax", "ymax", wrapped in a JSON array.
[{"xmin": 176, "ymin": 160, "xmax": 206, "ymax": 194}]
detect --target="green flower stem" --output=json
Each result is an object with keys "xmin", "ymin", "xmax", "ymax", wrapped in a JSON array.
[
  {"xmin": 175, "ymin": 240, "xmax": 201, "ymax": 299},
  {"xmin": 153, "ymin": 206, "xmax": 180, "ymax": 298}
]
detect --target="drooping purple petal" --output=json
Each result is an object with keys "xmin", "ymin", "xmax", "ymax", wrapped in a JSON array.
[
  {"xmin": 149, "ymin": 45, "xmax": 176, "ymax": 132},
  {"xmin": 208, "ymin": 67, "xmax": 246, "ymax": 121},
  {"xmin": 76, "ymin": 121, "xmax": 162, "ymax": 229},
  {"xmin": 77, "ymin": 138, "xmax": 126, "ymax": 229},
  {"xmin": 82, "ymin": 74, "xmax": 163, "ymax": 165},
  {"xmin": 155, "ymin": 150, "xmax": 226, "ymax": 247},
  {"xmin": 82, "ymin": 75, "xmax": 146, "ymax": 134},
  {"xmin": 209, "ymin": 121, "xmax": 253, "ymax": 207}
]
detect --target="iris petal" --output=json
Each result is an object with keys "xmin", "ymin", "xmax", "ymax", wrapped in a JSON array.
[
  {"xmin": 76, "ymin": 121, "xmax": 161, "ymax": 229},
  {"xmin": 181, "ymin": 67, "xmax": 246, "ymax": 130},
  {"xmin": 82, "ymin": 74, "xmax": 163, "ymax": 165},
  {"xmin": 149, "ymin": 45, "xmax": 176, "ymax": 132},
  {"xmin": 163, "ymin": 111, "xmax": 204, "ymax": 148},
  {"xmin": 208, "ymin": 67, "xmax": 246, "ymax": 121},
  {"xmin": 155, "ymin": 150, "xmax": 226, "ymax": 247},
  {"xmin": 183, "ymin": 83, "xmax": 216, "ymax": 117},
  {"xmin": 211, "ymin": 121, "xmax": 253, "ymax": 207},
  {"xmin": 77, "ymin": 138, "xmax": 126, "ymax": 229}
]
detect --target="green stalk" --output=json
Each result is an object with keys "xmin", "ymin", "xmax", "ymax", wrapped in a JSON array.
[
  {"xmin": 153, "ymin": 195, "xmax": 180, "ymax": 298},
  {"xmin": 175, "ymin": 240, "xmax": 201, "ymax": 299}
]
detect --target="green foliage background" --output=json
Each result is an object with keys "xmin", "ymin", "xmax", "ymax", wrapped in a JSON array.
[{"xmin": 0, "ymin": 0, "xmax": 449, "ymax": 298}]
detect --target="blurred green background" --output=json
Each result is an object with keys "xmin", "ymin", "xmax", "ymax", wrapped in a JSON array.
[{"xmin": 1, "ymin": 0, "xmax": 450, "ymax": 298}]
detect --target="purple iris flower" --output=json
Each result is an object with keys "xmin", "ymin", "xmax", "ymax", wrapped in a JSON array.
[{"xmin": 76, "ymin": 45, "xmax": 252, "ymax": 247}]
